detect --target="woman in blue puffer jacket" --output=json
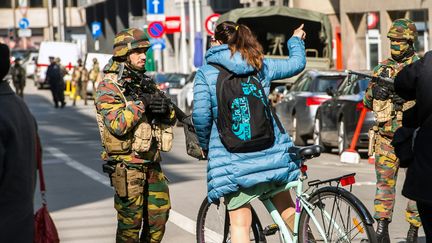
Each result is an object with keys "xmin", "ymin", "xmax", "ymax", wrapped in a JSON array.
[{"xmin": 193, "ymin": 21, "xmax": 306, "ymax": 242}]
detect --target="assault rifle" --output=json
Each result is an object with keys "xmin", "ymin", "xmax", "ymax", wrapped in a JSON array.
[
  {"xmin": 346, "ymin": 69, "xmax": 404, "ymax": 111},
  {"xmin": 122, "ymin": 74, "xmax": 189, "ymax": 123}
]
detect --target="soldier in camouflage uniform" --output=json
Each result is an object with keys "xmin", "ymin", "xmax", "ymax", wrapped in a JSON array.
[
  {"xmin": 363, "ymin": 18, "xmax": 421, "ymax": 243},
  {"xmin": 95, "ymin": 28, "xmax": 176, "ymax": 243},
  {"xmin": 10, "ymin": 58, "xmax": 26, "ymax": 97}
]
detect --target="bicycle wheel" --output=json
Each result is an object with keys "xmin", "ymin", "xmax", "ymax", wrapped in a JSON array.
[
  {"xmin": 298, "ymin": 187, "xmax": 376, "ymax": 243},
  {"xmin": 196, "ymin": 197, "xmax": 265, "ymax": 243}
]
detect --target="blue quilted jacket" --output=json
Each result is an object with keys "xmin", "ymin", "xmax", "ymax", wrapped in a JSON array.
[{"xmin": 193, "ymin": 37, "xmax": 306, "ymax": 203}]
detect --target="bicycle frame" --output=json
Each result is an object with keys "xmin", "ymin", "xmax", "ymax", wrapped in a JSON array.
[{"xmin": 258, "ymin": 167, "xmax": 354, "ymax": 243}]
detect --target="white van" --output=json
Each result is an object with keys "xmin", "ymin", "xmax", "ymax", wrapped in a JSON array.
[
  {"xmin": 35, "ymin": 41, "xmax": 81, "ymax": 89},
  {"xmin": 84, "ymin": 52, "xmax": 112, "ymax": 95}
]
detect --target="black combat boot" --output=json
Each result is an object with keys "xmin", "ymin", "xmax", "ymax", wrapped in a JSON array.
[
  {"xmin": 406, "ymin": 224, "xmax": 419, "ymax": 243},
  {"xmin": 376, "ymin": 219, "xmax": 390, "ymax": 243}
]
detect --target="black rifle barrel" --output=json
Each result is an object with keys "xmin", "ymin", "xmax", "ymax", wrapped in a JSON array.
[{"xmin": 346, "ymin": 70, "xmax": 394, "ymax": 84}]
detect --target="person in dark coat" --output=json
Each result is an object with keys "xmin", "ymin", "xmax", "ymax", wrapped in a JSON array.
[
  {"xmin": 0, "ymin": 44, "xmax": 38, "ymax": 242},
  {"xmin": 395, "ymin": 51, "xmax": 432, "ymax": 241},
  {"xmin": 46, "ymin": 56, "xmax": 66, "ymax": 108}
]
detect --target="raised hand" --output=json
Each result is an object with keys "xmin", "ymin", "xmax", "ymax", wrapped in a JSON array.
[{"xmin": 293, "ymin": 24, "xmax": 306, "ymax": 40}]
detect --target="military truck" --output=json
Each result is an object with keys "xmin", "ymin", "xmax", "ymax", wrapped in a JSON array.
[{"xmin": 217, "ymin": 6, "xmax": 333, "ymax": 89}]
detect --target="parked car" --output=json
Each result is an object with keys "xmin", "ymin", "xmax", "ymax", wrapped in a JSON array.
[
  {"xmin": 34, "ymin": 41, "xmax": 81, "ymax": 89},
  {"xmin": 152, "ymin": 73, "xmax": 188, "ymax": 105},
  {"xmin": 274, "ymin": 70, "xmax": 346, "ymax": 145},
  {"xmin": 177, "ymin": 71, "xmax": 196, "ymax": 115},
  {"xmin": 314, "ymin": 72, "xmax": 374, "ymax": 154}
]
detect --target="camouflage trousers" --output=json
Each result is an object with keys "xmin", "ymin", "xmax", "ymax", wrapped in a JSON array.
[
  {"xmin": 114, "ymin": 162, "xmax": 170, "ymax": 243},
  {"xmin": 374, "ymin": 154, "xmax": 422, "ymax": 227}
]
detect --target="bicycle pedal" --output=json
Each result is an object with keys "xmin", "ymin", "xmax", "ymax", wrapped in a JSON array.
[{"xmin": 262, "ymin": 224, "xmax": 279, "ymax": 236}]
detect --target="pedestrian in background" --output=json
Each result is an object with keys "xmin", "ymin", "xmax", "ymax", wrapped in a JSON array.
[
  {"xmin": 10, "ymin": 57, "xmax": 26, "ymax": 97},
  {"xmin": 0, "ymin": 43, "xmax": 38, "ymax": 242},
  {"xmin": 88, "ymin": 57, "xmax": 100, "ymax": 99},
  {"xmin": 72, "ymin": 58, "xmax": 89, "ymax": 106},
  {"xmin": 192, "ymin": 21, "xmax": 306, "ymax": 242},
  {"xmin": 395, "ymin": 50, "xmax": 432, "ymax": 242},
  {"xmin": 95, "ymin": 28, "xmax": 176, "ymax": 243},
  {"xmin": 363, "ymin": 18, "xmax": 421, "ymax": 242},
  {"xmin": 46, "ymin": 56, "xmax": 66, "ymax": 108}
]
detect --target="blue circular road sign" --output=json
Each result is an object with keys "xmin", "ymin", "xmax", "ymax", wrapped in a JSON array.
[
  {"xmin": 18, "ymin": 18, "xmax": 30, "ymax": 29},
  {"xmin": 148, "ymin": 21, "xmax": 165, "ymax": 38}
]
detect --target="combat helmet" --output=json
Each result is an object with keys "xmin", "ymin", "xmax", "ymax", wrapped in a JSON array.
[
  {"xmin": 113, "ymin": 28, "xmax": 150, "ymax": 59},
  {"xmin": 387, "ymin": 18, "xmax": 417, "ymax": 42}
]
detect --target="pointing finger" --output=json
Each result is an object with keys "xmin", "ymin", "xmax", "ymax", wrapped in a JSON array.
[{"xmin": 296, "ymin": 23, "xmax": 304, "ymax": 30}]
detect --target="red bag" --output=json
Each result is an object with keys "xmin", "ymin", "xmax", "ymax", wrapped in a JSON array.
[{"xmin": 34, "ymin": 135, "xmax": 60, "ymax": 243}]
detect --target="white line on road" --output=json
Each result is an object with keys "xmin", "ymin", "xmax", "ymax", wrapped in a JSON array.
[
  {"xmin": 45, "ymin": 146, "xmax": 199, "ymax": 236},
  {"xmin": 45, "ymin": 146, "xmax": 374, "ymax": 239}
]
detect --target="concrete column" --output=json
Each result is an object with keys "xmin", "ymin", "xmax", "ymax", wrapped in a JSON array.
[
  {"xmin": 341, "ymin": 12, "xmax": 367, "ymax": 69},
  {"xmin": 379, "ymin": 10, "xmax": 391, "ymax": 60}
]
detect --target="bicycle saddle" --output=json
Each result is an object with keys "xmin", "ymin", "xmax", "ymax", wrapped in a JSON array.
[{"xmin": 289, "ymin": 145, "xmax": 323, "ymax": 160}]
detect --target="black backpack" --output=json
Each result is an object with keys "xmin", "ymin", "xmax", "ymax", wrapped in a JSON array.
[{"xmin": 211, "ymin": 64, "xmax": 284, "ymax": 153}]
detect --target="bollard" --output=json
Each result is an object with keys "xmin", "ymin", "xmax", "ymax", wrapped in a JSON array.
[{"xmin": 340, "ymin": 107, "xmax": 368, "ymax": 164}]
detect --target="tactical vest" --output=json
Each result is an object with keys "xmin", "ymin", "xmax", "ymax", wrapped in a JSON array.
[
  {"xmin": 95, "ymin": 73, "xmax": 173, "ymax": 156},
  {"xmin": 372, "ymin": 63, "xmax": 416, "ymax": 123}
]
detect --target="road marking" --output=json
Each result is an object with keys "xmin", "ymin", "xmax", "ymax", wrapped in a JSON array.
[
  {"xmin": 353, "ymin": 181, "xmax": 376, "ymax": 186},
  {"xmin": 45, "ymin": 146, "xmax": 200, "ymax": 236}
]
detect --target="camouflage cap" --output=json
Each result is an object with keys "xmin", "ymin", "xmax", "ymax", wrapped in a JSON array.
[
  {"xmin": 387, "ymin": 18, "xmax": 418, "ymax": 41},
  {"xmin": 113, "ymin": 28, "xmax": 151, "ymax": 58}
]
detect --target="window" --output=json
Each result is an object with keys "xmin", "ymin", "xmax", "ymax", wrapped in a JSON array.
[
  {"xmin": 283, "ymin": 0, "xmax": 289, "ymax": 6},
  {"xmin": 312, "ymin": 76, "xmax": 345, "ymax": 92},
  {"xmin": 30, "ymin": 0, "xmax": 43, "ymax": 7},
  {"xmin": 0, "ymin": 1, "xmax": 12, "ymax": 8},
  {"xmin": 299, "ymin": 76, "xmax": 313, "ymax": 92},
  {"xmin": 270, "ymin": 1, "xmax": 275, "ymax": 6},
  {"xmin": 291, "ymin": 73, "xmax": 307, "ymax": 91},
  {"xmin": 257, "ymin": 1, "xmax": 262, "ymax": 7}
]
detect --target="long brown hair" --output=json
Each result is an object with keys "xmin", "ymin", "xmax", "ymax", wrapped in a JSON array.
[{"xmin": 214, "ymin": 21, "xmax": 264, "ymax": 71}]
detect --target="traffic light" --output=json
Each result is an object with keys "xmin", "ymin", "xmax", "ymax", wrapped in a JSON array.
[{"xmin": 8, "ymin": 28, "xmax": 15, "ymax": 41}]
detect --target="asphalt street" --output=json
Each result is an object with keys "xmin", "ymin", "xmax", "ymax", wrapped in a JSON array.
[{"xmin": 18, "ymin": 81, "xmax": 426, "ymax": 242}]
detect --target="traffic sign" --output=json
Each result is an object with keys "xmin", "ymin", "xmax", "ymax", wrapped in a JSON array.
[
  {"xmin": 18, "ymin": 28, "xmax": 31, "ymax": 37},
  {"xmin": 148, "ymin": 21, "xmax": 165, "ymax": 38},
  {"xmin": 18, "ymin": 18, "xmax": 29, "ymax": 29},
  {"xmin": 165, "ymin": 16, "xmax": 181, "ymax": 34},
  {"xmin": 91, "ymin": 21, "xmax": 102, "ymax": 39},
  {"xmin": 205, "ymin": 14, "xmax": 220, "ymax": 35},
  {"xmin": 150, "ymin": 38, "xmax": 166, "ymax": 50},
  {"xmin": 147, "ymin": 0, "xmax": 164, "ymax": 15}
]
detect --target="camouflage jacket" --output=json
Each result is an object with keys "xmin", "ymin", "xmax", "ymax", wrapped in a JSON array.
[
  {"xmin": 364, "ymin": 54, "xmax": 419, "ymax": 137},
  {"xmin": 10, "ymin": 64, "xmax": 26, "ymax": 85},
  {"xmin": 95, "ymin": 59, "xmax": 175, "ymax": 163},
  {"xmin": 72, "ymin": 66, "xmax": 88, "ymax": 83}
]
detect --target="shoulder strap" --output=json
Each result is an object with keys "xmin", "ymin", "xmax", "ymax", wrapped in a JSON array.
[
  {"xmin": 103, "ymin": 73, "xmax": 128, "ymax": 104},
  {"xmin": 36, "ymin": 134, "xmax": 47, "ymax": 205}
]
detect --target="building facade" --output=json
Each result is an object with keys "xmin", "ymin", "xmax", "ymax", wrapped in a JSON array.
[
  {"xmin": 0, "ymin": 0, "xmax": 86, "ymax": 50},
  {"xmin": 340, "ymin": 0, "xmax": 431, "ymax": 70}
]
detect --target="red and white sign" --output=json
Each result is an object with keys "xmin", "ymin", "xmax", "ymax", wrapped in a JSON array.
[
  {"xmin": 165, "ymin": 16, "xmax": 181, "ymax": 34},
  {"xmin": 367, "ymin": 12, "xmax": 379, "ymax": 29},
  {"xmin": 205, "ymin": 13, "xmax": 221, "ymax": 35}
]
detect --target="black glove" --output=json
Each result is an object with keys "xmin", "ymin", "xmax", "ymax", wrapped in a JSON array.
[
  {"xmin": 140, "ymin": 93, "xmax": 154, "ymax": 108},
  {"xmin": 149, "ymin": 97, "xmax": 171, "ymax": 114},
  {"xmin": 393, "ymin": 94, "xmax": 406, "ymax": 104},
  {"xmin": 372, "ymin": 85, "xmax": 390, "ymax": 101}
]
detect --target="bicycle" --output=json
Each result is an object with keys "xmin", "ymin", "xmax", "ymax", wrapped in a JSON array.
[{"xmin": 196, "ymin": 145, "xmax": 377, "ymax": 243}]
